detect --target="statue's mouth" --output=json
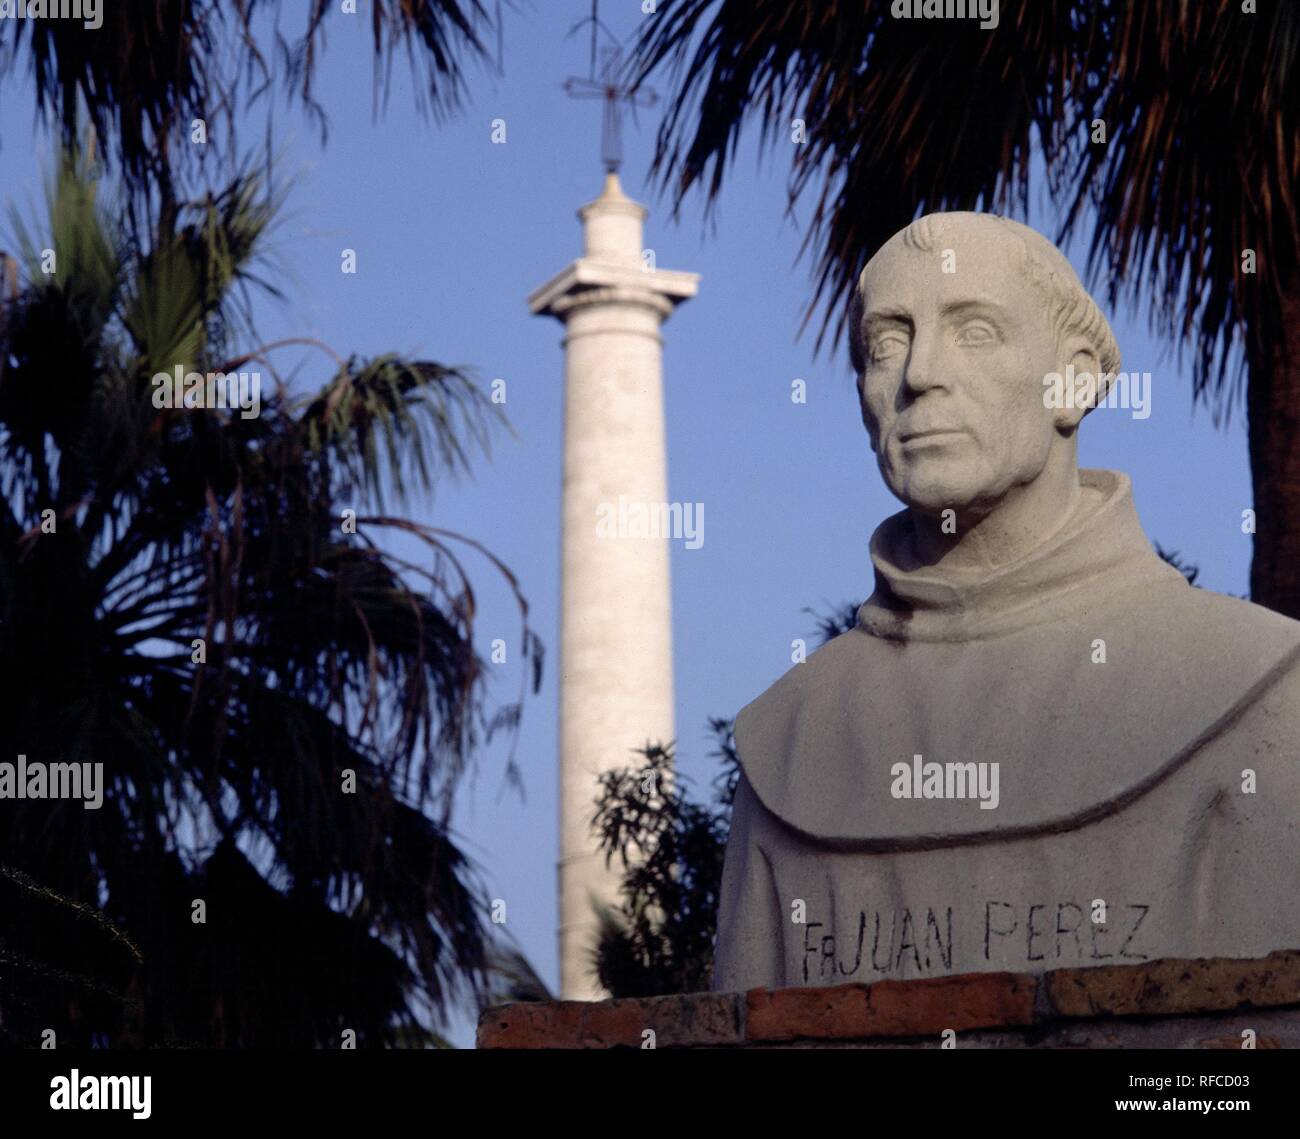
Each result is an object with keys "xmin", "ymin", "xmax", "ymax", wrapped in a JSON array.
[{"xmin": 899, "ymin": 429, "xmax": 966, "ymax": 446}]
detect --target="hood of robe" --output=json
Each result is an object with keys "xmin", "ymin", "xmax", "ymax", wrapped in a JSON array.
[{"xmin": 734, "ymin": 469, "xmax": 1300, "ymax": 848}]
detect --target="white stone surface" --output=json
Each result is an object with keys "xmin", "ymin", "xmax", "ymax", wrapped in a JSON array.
[
  {"xmin": 713, "ymin": 212, "xmax": 1300, "ymax": 993},
  {"xmin": 531, "ymin": 174, "xmax": 698, "ymax": 999}
]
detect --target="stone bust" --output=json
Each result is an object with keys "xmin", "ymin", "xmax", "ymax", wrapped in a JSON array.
[{"xmin": 713, "ymin": 211, "xmax": 1300, "ymax": 992}]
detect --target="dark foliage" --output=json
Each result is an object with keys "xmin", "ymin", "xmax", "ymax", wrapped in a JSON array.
[
  {"xmin": 593, "ymin": 599, "xmax": 869, "ymax": 997},
  {"xmin": 630, "ymin": 1, "xmax": 1300, "ymax": 617},
  {"xmin": 0, "ymin": 1, "xmax": 498, "ymax": 215},
  {"xmin": 0, "ymin": 154, "xmax": 541, "ymax": 1046},
  {"xmin": 591, "ymin": 723, "xmax": 738, "ymax": 999}
]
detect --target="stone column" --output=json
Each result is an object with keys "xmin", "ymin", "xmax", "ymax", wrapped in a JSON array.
[{"xmin": 529, "ymin": 173, "xmax": 699, "ymax": 999}]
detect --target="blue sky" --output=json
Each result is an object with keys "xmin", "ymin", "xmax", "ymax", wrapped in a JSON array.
[{"xmin": 0, "ymin": 2, "xmax": 1254, "ymax": 1046}]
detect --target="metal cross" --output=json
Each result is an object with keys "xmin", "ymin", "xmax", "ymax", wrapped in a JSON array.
[{"xmin": 563, "ymin": 43, "xmax": 658, "ymax": 175}]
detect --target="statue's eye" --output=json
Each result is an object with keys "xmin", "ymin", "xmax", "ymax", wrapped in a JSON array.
[
  {"xmin": 868, "ymin": 331, "xmax": 909, "ymax": 362},
  {"xmin": 954, "ymin": 321, "xmax": 997, "ymax": 347}
]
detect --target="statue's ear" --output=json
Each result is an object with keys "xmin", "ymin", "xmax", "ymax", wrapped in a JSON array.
[{"xmin": 1053, "ymin": 341, "xmax": 1101, "ymax": 432}]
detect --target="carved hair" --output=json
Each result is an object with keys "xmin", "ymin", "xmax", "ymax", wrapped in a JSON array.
[{"xmin": 849, "ymin": 212, "xmax": 1121, "ymax": 409}]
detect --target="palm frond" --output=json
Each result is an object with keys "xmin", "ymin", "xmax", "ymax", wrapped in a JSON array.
[
  {"xmin": 0, "ymin": 0, "xmax": 498, "ymax": 209},
  {"xmin": 632, "ymin": 0, "xmax": 1299, "ymax": 411},
  {"xmin": 0, "ymin": 151, "xmax": 543, "ymax": 1046}
]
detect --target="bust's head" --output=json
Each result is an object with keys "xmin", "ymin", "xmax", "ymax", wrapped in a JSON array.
[{"xmin": 850, "ymin": 212, "xmax": 1119, "ymax": 518}]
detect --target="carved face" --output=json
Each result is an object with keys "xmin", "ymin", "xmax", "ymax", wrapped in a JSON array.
[{"xmin": 855, "ymin": 221, "xmax": 1066, "ymax": 517}]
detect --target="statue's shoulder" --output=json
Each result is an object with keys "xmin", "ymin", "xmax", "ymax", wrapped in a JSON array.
[
  {"xmin": 1189, "ymin": 589, "xmax": 1300, "ymax": 721},
  {"xmin": 735, "ymin": 626, "xmax": 873, "ymax": 726},
  {"xmin": 1182, "ymin": 583, "xmax": 1300, "ymax": 626},
  {"xmin": 732, "ymin": 628, "xmax": 878, "ymax": 803},
  {"xmin": 730, "ymin": 583, "xmax": 1300, "ymax": 845},
  {"xmin": 1162, "ymin": 583, "xmax": 1300, "ymax": 664}
]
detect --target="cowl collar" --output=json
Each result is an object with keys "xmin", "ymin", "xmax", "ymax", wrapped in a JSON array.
[
  {"xmin": 732, "ymin": 467, "xmax": 1300, "ymax": 846},
  {"xmin": 858, "ymin": 469, "xmax": 1182, "ymax": 642}
]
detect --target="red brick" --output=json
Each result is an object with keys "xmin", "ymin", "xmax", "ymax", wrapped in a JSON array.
[
  {"xmin": 1046, "ymin": 949, "xmax": 1300, "ymax": 1019},
  {"xmin": 745, "ymin": 972, "xmax": 1037, "ymax": 1043},
  {"xmin": 477, "ymin": 992, "xmax": 742, "ymax": 1049},
  {"xmin": 1198, "ymin": 1035, "xmax": 1281, "ymax": 1049}
]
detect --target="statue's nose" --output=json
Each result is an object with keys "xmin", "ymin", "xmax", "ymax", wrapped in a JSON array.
[{"xmin": 902, "ymin": 330, "xmax": 945, "ymax": 395}]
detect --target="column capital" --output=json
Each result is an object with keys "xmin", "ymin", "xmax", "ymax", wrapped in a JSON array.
[
  {"xmin": 529, "ymin": 257, "xmax": 699, "ymax": 324},
  {"xmin": 548, "ymin": 285, "xmax": 676, "ymax": 322}
]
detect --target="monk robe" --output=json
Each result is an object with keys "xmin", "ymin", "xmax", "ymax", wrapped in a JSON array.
[{"xmin": 713, "ymin": 469, "xmax": 1300, "ymax": 992}]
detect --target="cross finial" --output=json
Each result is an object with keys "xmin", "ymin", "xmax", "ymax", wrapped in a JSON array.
[{"xmin": 563, "ymin": 6, "xmax": 656, "ymax": 175}]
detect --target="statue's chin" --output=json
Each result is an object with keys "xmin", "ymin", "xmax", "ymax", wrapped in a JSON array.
[{"xmin": 885, "ymin": 465, "xmax": 983, "ymax": 515}]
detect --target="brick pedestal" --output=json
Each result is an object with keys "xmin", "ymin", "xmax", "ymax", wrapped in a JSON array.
[{"xmin": 477, "ymin": 949, "xmax": 1300, "ymax": 1049}]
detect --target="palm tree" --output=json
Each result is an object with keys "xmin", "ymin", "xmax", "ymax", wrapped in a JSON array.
[
  {"xmin": 0, "ymin": 0, "xmax": 499, "ymax": 218},
  {"xmin": 0, "ymin": 863, "xmax": 142, "ymax": 1046},
  {"xmin": 630, "ymin": 1, "xmax": 1300, "ymax": 616},
  {"xmin": 0, "ymin": 151, "xmax": 541, "ymax": 1047}
]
